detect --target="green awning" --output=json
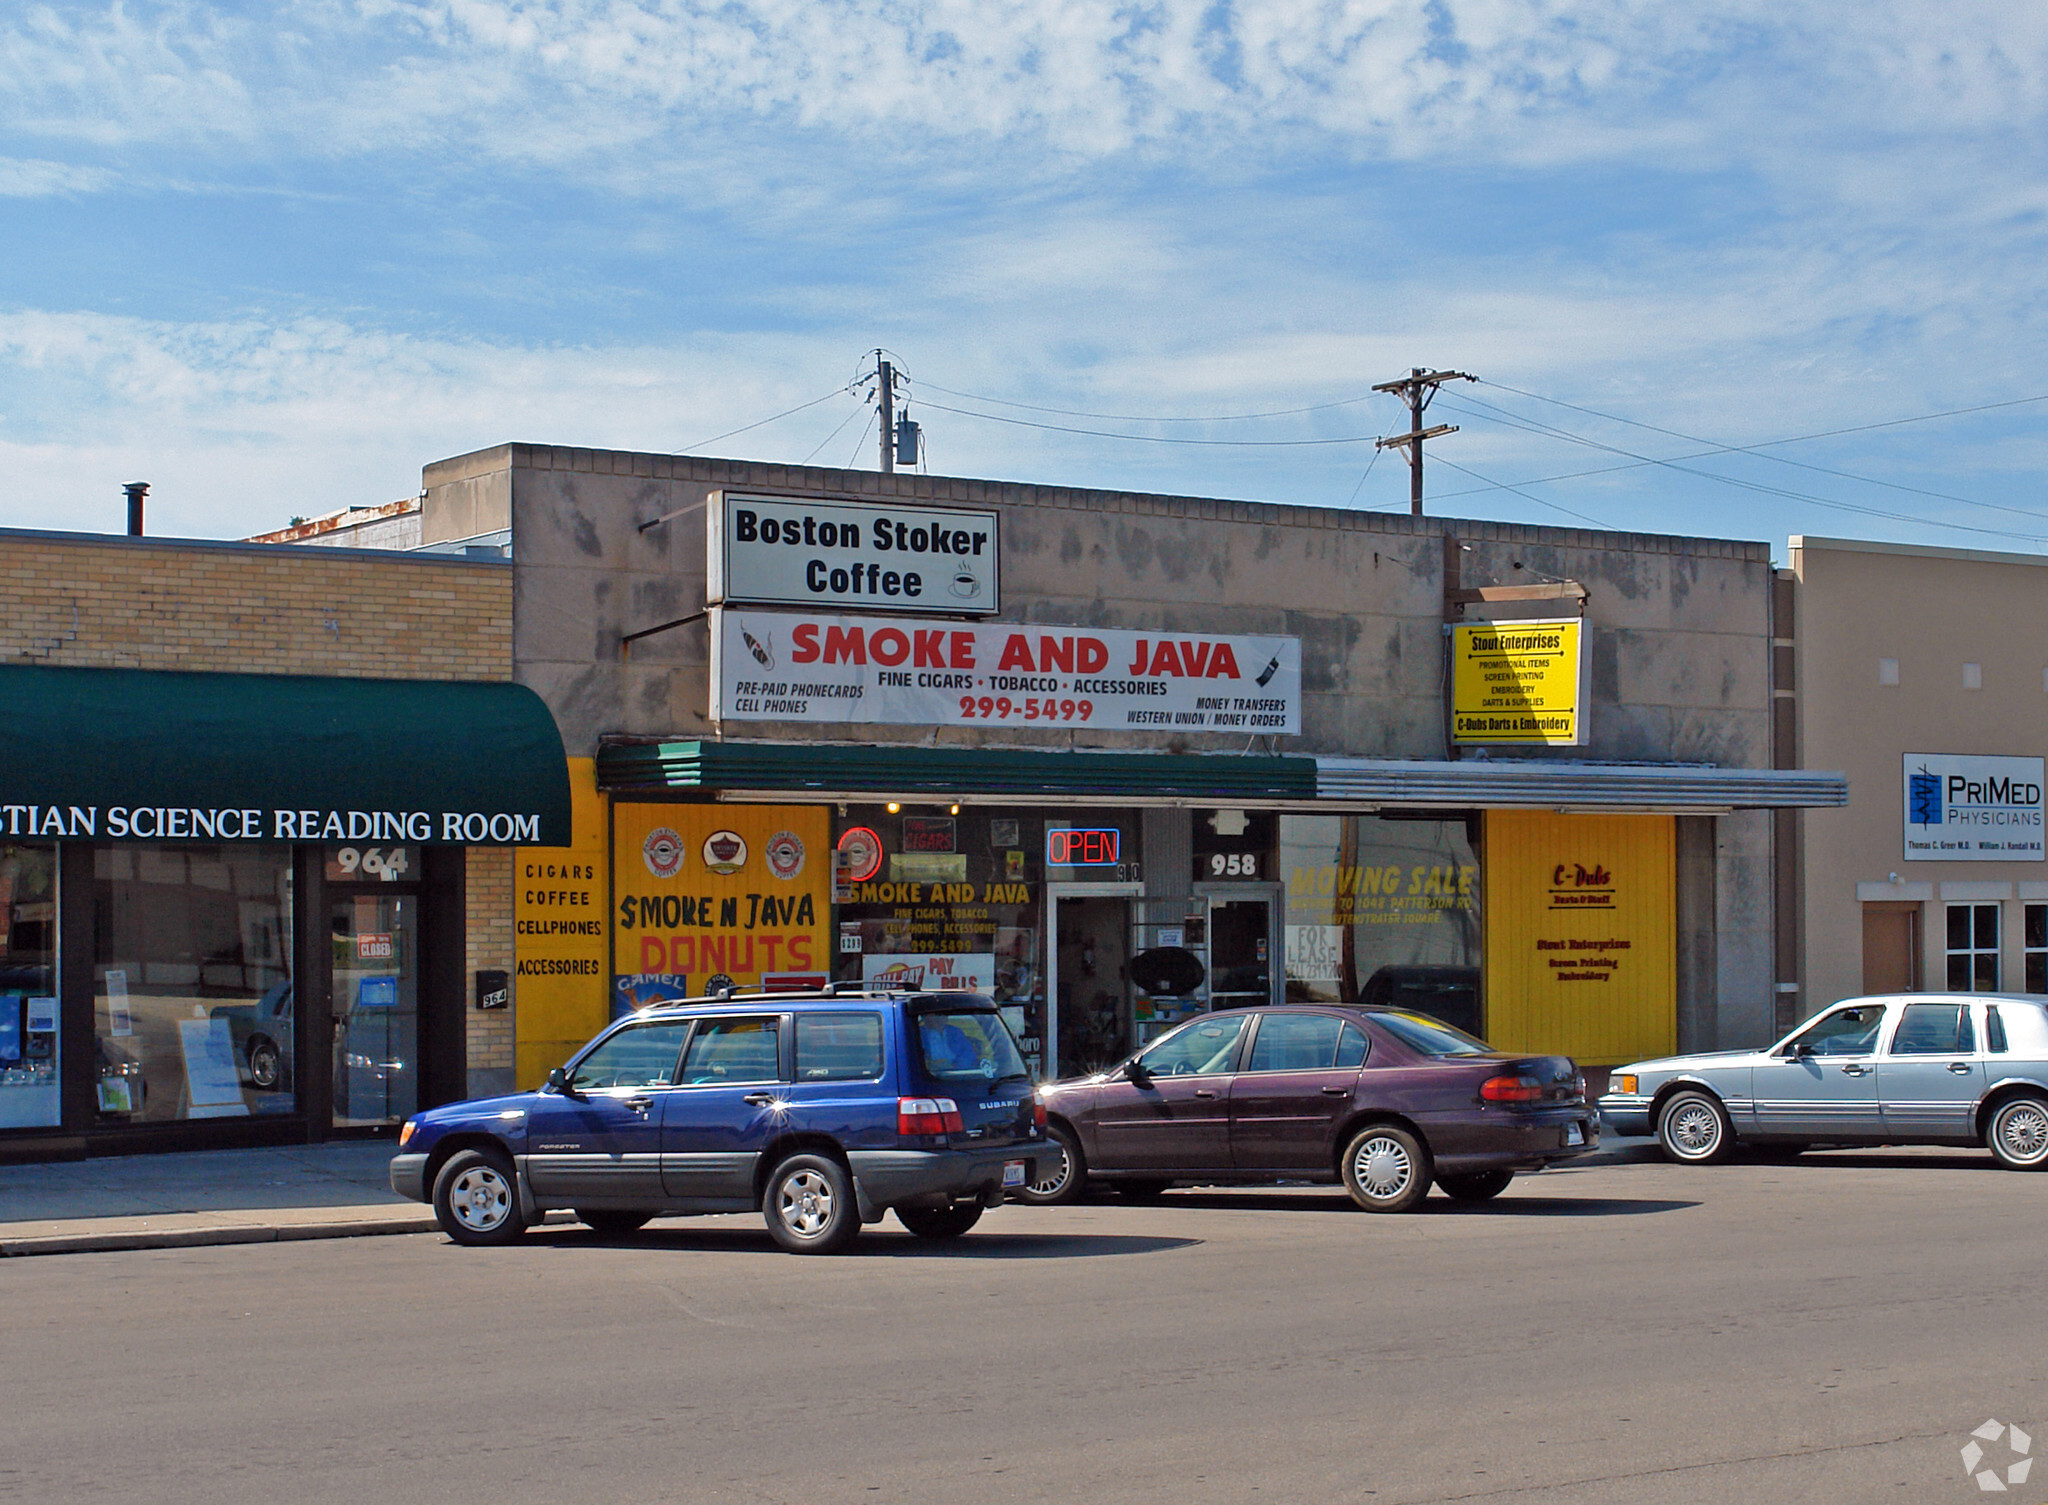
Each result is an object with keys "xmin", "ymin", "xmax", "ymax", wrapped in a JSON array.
[
  {"xmin": 597, "ymin": 739, "xmax": 1318, "ymax": 802},
  {"xmin": 0, "ymin": 664, "xmax": 569, "ymax": 845}
]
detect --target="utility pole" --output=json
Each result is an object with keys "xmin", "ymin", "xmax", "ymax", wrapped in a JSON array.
[
  {"xmin": 875, "ymin": 355, "xmax": 898, "ymax": 474},
  {"xmin": 1374, "ymin": 368, "xmax": 1474, "ymax": 515}
]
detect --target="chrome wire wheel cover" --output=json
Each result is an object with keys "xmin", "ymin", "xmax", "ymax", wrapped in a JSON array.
[
  {"xmin": 1995, "ymin": 1101, "xmax": 2048, "ymax": 1164},
  {"xmin": 778, "ymin": 1168, "xmax": 836, "ymax": 1237},
  {"xmin": 1667, "ymin": 1101, "xmax": 1722, "ymax": 1157},
  {"xmin": 448, "ymin": 1164, "xmax": 512, "ymax": 1233},
  {"xmin": 1027, "ymin": 1143, "xmax": 1072, "ymax": 1199},
  {"xmin": 1351, "ymin": 1134, "xmax": 1415, "ymax": 1202}
]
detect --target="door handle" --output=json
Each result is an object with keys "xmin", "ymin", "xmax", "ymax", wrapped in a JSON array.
[
  {"xmin": 1193, "ymin": 1089, "xmax": 1218, "ymax": 1099},
  {"xmin": 742, "ymin": 1092, "xmax": 779, "ymax": 1106},
  {"xmin": 1838, "ymin": 1064, "xmax": 1869, "ymax": 1077},
  {"xmin": 623, "ymin": 1096, "xmax": 653, "ymax": 1113},
  {"xmin": 1949, "ymin": 1062, "xmax": 1975, "ymax": 1074},
  {"xmin": 1321, "ymin": 1086, "xmax": 1351, "ymax": 1097}
]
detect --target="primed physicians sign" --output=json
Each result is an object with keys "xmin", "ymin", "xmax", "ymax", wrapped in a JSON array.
[
  {"xmin": 711, "ymin": 610, "xmax": 1301, "ymax": 734},
  {"xmin": 1902, "ymin": 753, "xmax": 2045, "ymax": 861},
  {"xmin": 1450, "ymin": 619, "xmax": 1585, "ymax": 745},
  {"xmin": 709, "ymin": 493, "xmax": 1000, "ymax": 615}
]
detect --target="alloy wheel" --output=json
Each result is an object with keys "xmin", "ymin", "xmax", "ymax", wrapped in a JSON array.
[
  {"xmin": 447, "ymin": 1163, "xmax": 512, "ymax": 1234},
  {"xmin": 778, "ymin": 1169, "xmax": 836, "ymax": 1237}
]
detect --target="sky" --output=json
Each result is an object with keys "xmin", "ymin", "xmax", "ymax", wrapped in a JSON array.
[{"xmin": 3, "ymin": 1, "xmax": 2047, "ymax": 557}]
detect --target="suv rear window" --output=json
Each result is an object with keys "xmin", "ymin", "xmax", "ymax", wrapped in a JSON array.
[
  {"xmin": 795, "ymin": 1013, "xmax": 885, "ymax": 1081},
  {"xmin": 914, "ymin": 1008, "xmax": 1030, "ymax": 1086}
]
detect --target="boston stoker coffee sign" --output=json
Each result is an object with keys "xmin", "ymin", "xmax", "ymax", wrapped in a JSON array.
[
  {"xmin": 709, "ymin": 493, "xmax": 1000, "ymax": 615},
  {"xmin": 712, "ymin": 609, "xmax": 1301, "ymax": 734}
]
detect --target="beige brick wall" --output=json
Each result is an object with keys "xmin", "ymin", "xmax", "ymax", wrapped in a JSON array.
[
  {"xmin": 465, "ymin": 847, "xmax": 516, "ymax": 1075},
  {"xmin": 0, "ymin": 531, "xmax": 511, "ymax": 680}
]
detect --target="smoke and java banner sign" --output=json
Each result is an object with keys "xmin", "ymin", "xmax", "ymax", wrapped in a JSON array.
[{"xmin": 711, "ymin": 610, "xmax": 1301, "ymax": 735}]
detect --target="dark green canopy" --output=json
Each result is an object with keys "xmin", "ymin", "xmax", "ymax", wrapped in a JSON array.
[{"xmin": 0, "ymin": 664, "xmax": 569, "ymax": 845}]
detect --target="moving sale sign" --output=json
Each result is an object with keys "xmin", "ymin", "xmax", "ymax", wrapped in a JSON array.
[{"xmin": 711, "ymin": 609, "xmax": 1301, "ymax": 735}]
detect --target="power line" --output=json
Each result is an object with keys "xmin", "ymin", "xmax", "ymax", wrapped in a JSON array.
[
  {"xmin": 1431, "ymin": 395, "xmax": 2048, "ymax": 545},
  {"xmin": 917, "ymin": 379, "xmax": 1384, "ymax": 425},
  {"xmin": 911, "ymin": 396, "xmax": 1382, "ymax": 447},
  {"xmin": 846, "ymin": 407, "xmax": 878, "ymax": 471},
  {"xmin": 799, "ymin": 397, "xmax": 866, "ymax": 466},
  {"xmin": 678, "ymin": 387, "xmax": 851, "ymax": 454},
  {"xmin": 1462, "ymin": 384, "xmax": 2048, "ymax": 526},
  {"xmin": 1425, "ymin": 455, "xmax": 1615, "ymax": 530}
]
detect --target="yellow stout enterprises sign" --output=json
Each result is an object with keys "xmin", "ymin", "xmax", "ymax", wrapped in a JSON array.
[
  {"xmin": 514, "ymin": 757, "xmax": 608, "ymax": 1088},
  {"xmin": 1451, "ymin": 618, "xmax": 1583, "ymax": 745},
  {"xmin": 612, "ymin": 803, "xmax": 829, "ymax": 1009},
  {"xmin": 1483, "ymin": 810, "xmax": 1674, "ymax": 1066}
]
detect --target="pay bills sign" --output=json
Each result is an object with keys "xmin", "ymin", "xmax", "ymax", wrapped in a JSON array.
[
  {"xmin": 1902, "ymin": 753, "xmax": 2045, "ymax": 861},
  {"xmin": 712, "ymin": 609, "xmax": 1301, "ymax": 735}
]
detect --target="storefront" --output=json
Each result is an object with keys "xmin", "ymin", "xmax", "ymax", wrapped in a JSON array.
[{"xmin": 0, "ymin": 663, "xmax": 569, "ymax": 1156}]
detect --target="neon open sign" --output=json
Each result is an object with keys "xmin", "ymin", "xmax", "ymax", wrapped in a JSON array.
[{"xmin": 1047, "ymin": 828, "xmax": 1121, "ymax": 866}]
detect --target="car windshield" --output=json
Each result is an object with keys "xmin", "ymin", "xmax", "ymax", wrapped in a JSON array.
[
  {"xmin": 1365, "ymin": 1009, "xmax": 1492, "ymax": 1057},
  {"xmin": 915, "ymin": 1009, "xmax": 1030, "ymax": 1084}
]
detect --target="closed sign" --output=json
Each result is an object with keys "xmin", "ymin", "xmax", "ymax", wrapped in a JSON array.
[{"xmin": 709, "ymin": 493, "xmax": 999, "ymax": 616}]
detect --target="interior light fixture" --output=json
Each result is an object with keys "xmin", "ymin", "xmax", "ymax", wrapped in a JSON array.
[
  {"xmin": 949, "ymin": 803, "xmax": 961, "ymax": 815},
  {"xmin": 886, "ymin": 802, "xmax": 901, "ymax": 814}
]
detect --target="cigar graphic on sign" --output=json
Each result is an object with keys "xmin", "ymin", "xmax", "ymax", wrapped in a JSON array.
[
  {"xmin": 1255, "ymin": 654, "xmax": 1281, "ymax": 686},
  {"xmin": 742, "ymin": 627, "xmax": 775, "ymax": 671}
]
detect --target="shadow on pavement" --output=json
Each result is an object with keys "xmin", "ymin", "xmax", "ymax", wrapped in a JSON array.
[
  {"xmin": 1130, "ymin": 1188, "xmax": 1698, "ymax": 1217},
  {"xmin": 526, "ymin": 1226, "xmax": 1203, "ymax": 1259}
]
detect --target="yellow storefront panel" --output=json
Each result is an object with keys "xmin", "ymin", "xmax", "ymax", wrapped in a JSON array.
[
  {"xmin": 612, "ymin": 803, "xmax": 829, "ymax": 1005},
  {"xmin": 1483, "ymin": 811, "xmax": 1675, "ymax": 1065},
  {"xmin": 513, "ymin": 757, "xmax": 609, "ymax": 1088}
]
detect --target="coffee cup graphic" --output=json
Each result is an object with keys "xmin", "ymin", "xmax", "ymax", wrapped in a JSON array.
[{"xmin": 949, "ymin": 570, "xmax": 982, "ymax": 599}]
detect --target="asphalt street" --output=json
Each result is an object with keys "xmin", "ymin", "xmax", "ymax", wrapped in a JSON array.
[{"xmin": 3, "ymin": 1145, "xmax": 2041, "ymax": 1505}]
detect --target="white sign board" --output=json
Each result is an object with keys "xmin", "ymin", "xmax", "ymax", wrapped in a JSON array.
[
  {"xmin": 712, "ymin": 609, "xmax": 1301, "ymax": 735},
  {"xmin": 178, "ymin": 1017, "xmax": 251, "ymax": 1118},
  {"xmin": 709, "ymin": 493, "xmax": 1000, "ymax": 615},
  {"xmin": 1902, "ymin": 753, "xmax": 2045, "ymax": 861},
  {"xmin": 862, "ymin": 953, "xmax": 997, "ymax": 993}
]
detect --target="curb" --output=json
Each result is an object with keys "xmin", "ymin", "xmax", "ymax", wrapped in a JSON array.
[{"xmin": 0, "ymin": 1215, "xmax": 441, "ymax": 1258}]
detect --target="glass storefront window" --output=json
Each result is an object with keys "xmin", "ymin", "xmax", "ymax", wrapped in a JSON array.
[
  {"xmin": 331, "ymin": 893, "xmax": 417, "ymax": 1126},
  {"xmin": 0, "ymin": 845, "xmax": 59, "ymax": 1130},
  {"xmin": 93, "ymin": 845, "xmax": 294, "ymax": 1123},
  {"xmin": 1279, "ymin": 814, "xmax": 1483, "ymax": 1036}
]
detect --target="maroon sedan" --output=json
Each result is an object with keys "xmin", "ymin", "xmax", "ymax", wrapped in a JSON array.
[{"xmin": 1017, "ymin": 1005, "xmax": 1597, "ymax": 1212}]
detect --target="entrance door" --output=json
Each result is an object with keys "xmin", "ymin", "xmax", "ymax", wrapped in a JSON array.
[
  {"xmin": 1048, "ymin": 889, "xmax": 1138, "ymax": 1078},
  {"xmin": 1862, "ymin": 903, "xmax": 1922, "ymax": 994},
  {"xmin": 1197, "ymin": 885, "xmax": 1281, "ymax": 1011},
  {"xmin": 331, "ymin": 894, "xmax": 419, "ymax": 1126}
]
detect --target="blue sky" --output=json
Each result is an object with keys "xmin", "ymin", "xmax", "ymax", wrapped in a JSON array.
[{"xmin": 3, "ymin": 1, "xmax": 2047, "ymax": 556}]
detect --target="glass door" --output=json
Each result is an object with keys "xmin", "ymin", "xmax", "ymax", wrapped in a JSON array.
[
  {"xmin": 331, "ymin": 893, "xmax": 418, "ymax": 1127},
  {"xmin": 1196, "ymin": 885, "xmax": 1282, "ymax": 1011}
]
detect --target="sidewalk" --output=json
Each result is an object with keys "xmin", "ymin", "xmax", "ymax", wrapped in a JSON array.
[{"xmin": 0, "ymin": 1141, "xmax": 441, "ymax": 1258}]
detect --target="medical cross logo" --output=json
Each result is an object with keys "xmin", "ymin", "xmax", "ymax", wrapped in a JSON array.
[
  {"xmin": 1960, "ymin": 1418, "xmax": 2032, "ymax": 1492},
  {"xmin": 1909, "ymin": 769, "xmax": 1943, "ymax": 826}
]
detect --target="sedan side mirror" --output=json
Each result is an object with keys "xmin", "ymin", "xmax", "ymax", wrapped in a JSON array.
[
  {"xmin": 1126, "ymin": 1060, "xmax": 1155, "ymax": 1089},
  {"xmin": 547, "ymin": 1066, "xmax": 585, "ymax": 1100},
  {"xmin": 1791, "ymin": 1042, "xmax": 1815, "ymax": 1058}
]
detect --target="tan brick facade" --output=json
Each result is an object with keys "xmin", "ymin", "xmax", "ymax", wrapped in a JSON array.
[
  {"xmin": 0, "ymin": 530, "xmax": 510, "ymax": 680},
  {"xmin": 464, "ymin": 847, "xmax": 516, "ymax": 1074}
]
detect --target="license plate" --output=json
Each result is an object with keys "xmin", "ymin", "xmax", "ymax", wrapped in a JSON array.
[
  {"xmin": 1002, "ymin": 1160, "xmax": 1027, "ymax": 1187},
  {"xmin": 1565, "ymin": 1122, "xmax": 1586, "ymax": 1146}
]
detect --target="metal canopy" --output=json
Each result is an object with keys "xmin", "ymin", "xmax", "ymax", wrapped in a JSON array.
[
  {"xmin": 0, "ymin": 664, "xmax": 571, "ymax": 844},
  {"xmin": 1315, "ymin": 758, "xmax": 1848, "ymax": 810}
]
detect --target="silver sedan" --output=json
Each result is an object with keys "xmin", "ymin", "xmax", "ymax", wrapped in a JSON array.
[{"xmin": 1600, "ymin": 993, "xmax": 2048, "ymax": 1170}]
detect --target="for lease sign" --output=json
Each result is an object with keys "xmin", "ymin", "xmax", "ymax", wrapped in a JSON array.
[
  {"xmin": 1902, "ymin": 753, "xmax": 2045, "ymax": 861},
  {"xmin": 710, "ymin": 609, "xmax": 1300, "ymax": 734}
]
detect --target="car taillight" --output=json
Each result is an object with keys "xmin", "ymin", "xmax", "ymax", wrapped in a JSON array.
[
  {"xmin": 1034, "ymin": 1094, "xmax": 1048, "ymax": 1129},
  {"xmin": 1480, "ymin": 1075, "xmax": 1545, "ymax": 1103},
  {"xmin": 899, "ymin": 1097, "xmax": 964, "ymax": 1136}
]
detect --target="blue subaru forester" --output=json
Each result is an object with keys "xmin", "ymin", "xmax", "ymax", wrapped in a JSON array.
[{"xmin": 389, "ymin": 989, "xmax": 1044, "ymax": 1254}]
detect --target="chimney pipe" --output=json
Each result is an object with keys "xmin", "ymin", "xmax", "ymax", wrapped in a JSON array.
[{"xmin": 124, "ymin": 482, "xmax": 148, "ymax": 537}]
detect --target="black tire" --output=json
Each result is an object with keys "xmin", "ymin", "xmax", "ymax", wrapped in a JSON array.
[
  {"xmin": 1342, "ymin": 1125, "xmax": 1432, "ymax": 1212},
  {"xmin": 1011, "ymin": 1126, "xmax": 1084, "ymax": 1205},
  {"xmin": 1986, "ymin": 1095, "xmax": 2048, "ymax": 1170},
  {"xmin": 576, "ymin": 1210, "xmax": 656, "ymax": 1236},
  {"xmin": 247, "ymin": 1036, "xmax": 283, "ymax": 1091},
  {"xmin": 1113, "ymin": 1179, "xmax": 1172, "ymax": 1201},
  {"xmin": 895, "ymin": 1201, "xmax": 985, "ymax": 1240},
  {"xmin": 432, "ymin": 1148, "xmax": 529, "ymax": 1246},
  {"xmin": 1437, "ymin": 1169, "xmax": 1514, "ymax": 1202},
  {"xmin": 761, "ymin": 1153, "xmax": 860, "ymax": 1254},
  {"xmin": 1657, "ymin": 1089, "xmax": 1735, "ymax": 1165}
]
